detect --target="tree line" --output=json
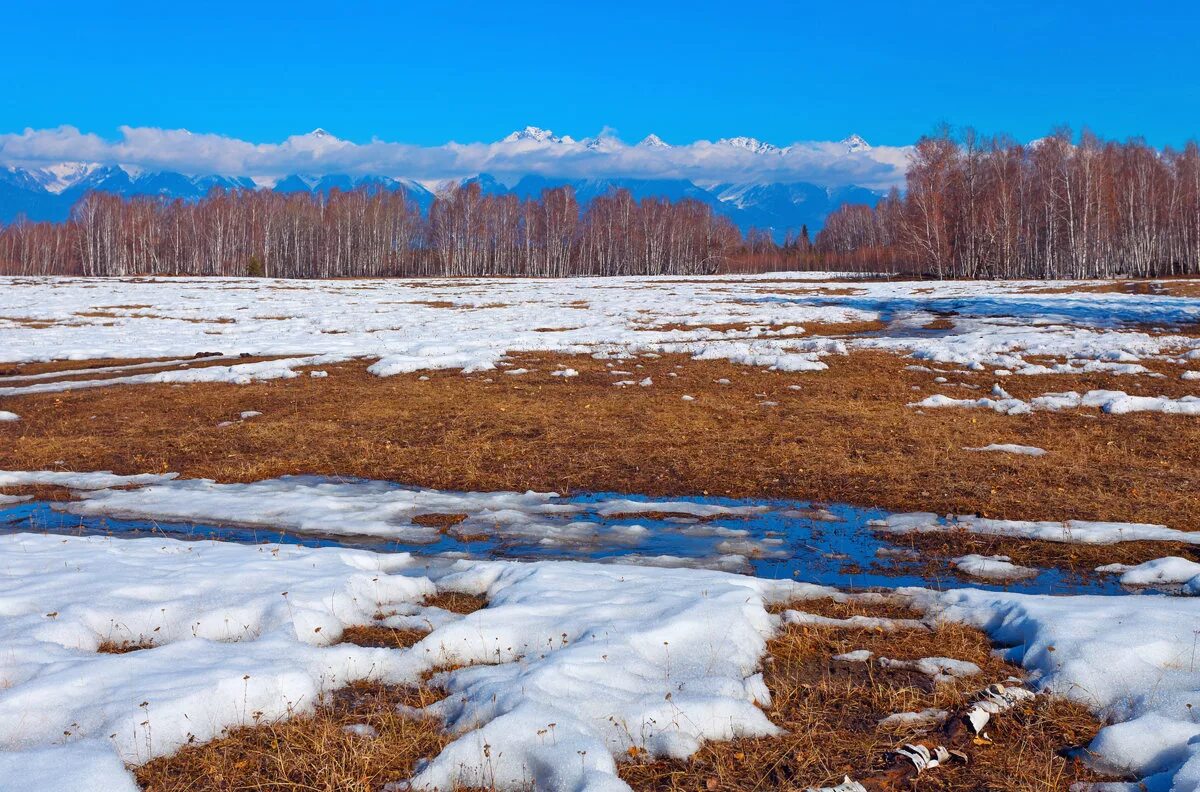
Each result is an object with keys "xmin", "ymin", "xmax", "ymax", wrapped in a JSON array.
[
  {"xmin": 0, "ymin": 182, "xmax": 742, "ymax": 278},
  {"xmin": 6, "ymin": 130, "xmax": 1200, "ymax": 280},
  {"xmin": 815, "ymin": 129, "xmax": 1200, "ymax": 279}
]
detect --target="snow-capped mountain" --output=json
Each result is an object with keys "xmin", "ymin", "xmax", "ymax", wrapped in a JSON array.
[
  {"xmin": 500, "ymin": 126, "xmax": 576, "ymax": 145},
  {"xmin": 0, "ymin": 160, "xmax": 880, "ymax": 236},
  {"xmin": 637, "ymin": 134, "xmax": 671, "ymax": 149},
  {"xmin": 30, "ymin": 162, "xmax": 103, "ymax": 194},
  {"xmin": 716, "ymin": 136, "xmax": 784, "ymax": 155},
  {"xmin": 0, "ymin": 127, "xmax": 888, "ymax": 233},
  {"xmin": 841, "ymin": 134, "xmax": 871, "ymax": 153}
]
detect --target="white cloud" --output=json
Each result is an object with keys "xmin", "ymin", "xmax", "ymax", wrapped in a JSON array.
[{"xmin": 0, "ymin": 126, "xmax": 912, "ymax": 189}]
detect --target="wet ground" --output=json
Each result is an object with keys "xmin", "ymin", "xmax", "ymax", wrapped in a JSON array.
[{"xmin": 0, "ymin": 484, "xmax": 1130, "ymax": 595}]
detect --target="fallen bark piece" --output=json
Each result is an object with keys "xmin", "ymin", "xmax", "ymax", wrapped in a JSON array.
[
  {"xmin": 782, "ymin": 610, "xmax": 929, "ymax": 632},
  {"xmin": 877, "ymin": 708, "xmax": 950, "ymax": 729},
  {"xmin": 877, "ymin": 655, "xmax": 982, "ymax": 685}
]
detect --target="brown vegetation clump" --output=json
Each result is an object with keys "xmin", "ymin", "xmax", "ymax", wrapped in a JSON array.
[
  {"xmin": 425, "ymin": 592, "xmax": 487, "ymax": 615},
  {"xmin": 411, "ymin": 512, "xmax": 470, "ymax": 529},
  {"xmin": 620, "ymin": 602, "xmax": 1113, "ymax": 792},
  {"xmin": 134, "ymin": 682, "xmax": 451, "ymax": 792},
  {"xmin": 97, "ymin": 639, "xmax": 157, "ymax": 654},
  {"xmin": 339, "ymin": 625, "xmax": 429, "ymax": 650}
]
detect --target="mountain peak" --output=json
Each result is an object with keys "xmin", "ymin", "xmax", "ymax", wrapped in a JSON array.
[
  {"xmin": 585, "ymin": 136, "xmax": 622, "ymax": 152},
  {"xmin": 501, "ymin": 126, "xmax": 571, "ymax": 144},
  {"xmin": 310, "ymin": 128, "xmax": 333, "ymax": 138},
  {"xmin": 841, "ymin": 134, "xmax": 871, "ymax": 153},
  {"xmin": 34, "ymin": 161, "xmax": 103, "ymax": 194},
  {"xmin": 638, "ymin": 134, "xmax": 670, "ymax": 149},
  {"xmin": 716, "ymin": 136, "xmax": 781, "ymax": 155}
]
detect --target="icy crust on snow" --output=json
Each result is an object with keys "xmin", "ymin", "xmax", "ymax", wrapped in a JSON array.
[
  {"xmin": 918, "ymin": 588, "xmax": 1200, "ymax": 790},
  {"xmin": 33, "ymin": 475, "xmax": 784, "ymax": 565},
  {"xmin": 0, "ymin": 470, "xmax": 179, "ymax": 490},
  {"xmin": 1099, "ymin": 557, "xmax": 1200, "ymax": 593},
  {"xmin": 952, "ymin": 554, "xmax": 1038, "ymax": 580},
  {"xmin": 401, "ymin": 561, "xmax": 813, "ymax": 792},
  {"xmin": 963, "ymin": 443, "xmax": 1048, "ymax": 456},
  {"xmin": 57, "ymin": 475, "xmax": 603, "ymax": 544},
  {"xmin": 0, "ymin": 355, "xmax": 339, "ymax": 397},
  {"xmin": 914, "ymin": 386, "xmax": 1200, "ymax": 416},
  {"xmin": 1, "ymin": 276, "xmax": 1200, "ymax": 389},
  {"xmin": 874, "ymin": 512, "xmax": 1200, "ymax": 546},
  {"xmin": 0, "ymin": 533, "xmax": 822, "ymax": 792}
]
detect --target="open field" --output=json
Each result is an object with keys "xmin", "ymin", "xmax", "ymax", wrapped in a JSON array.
[
  {"xmin": 3, "ymin": 352, "xmax": 1200, "ymax": 573},
  {"xmin": 2, "ymin": 274, "xmax": 1199, "ymax": 792}
]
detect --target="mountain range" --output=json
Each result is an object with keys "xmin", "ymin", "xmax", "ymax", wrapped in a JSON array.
[{"xmin": 0, "ymin": 128, "xmax": 887, "ymax": 237}]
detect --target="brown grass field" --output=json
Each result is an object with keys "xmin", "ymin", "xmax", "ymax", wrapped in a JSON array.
[
  {"xmin": 1, "ymin": 349, "xmax": 1197, "ymax": 571},
  {"xmin": 1, "ymin": 327, "xmax": 1170, "ymax": 790}
]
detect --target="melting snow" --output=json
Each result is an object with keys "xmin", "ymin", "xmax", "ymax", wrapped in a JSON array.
[
  {"xmin": 875, "ymin": 512, "xmax": 1200, "ymax": 546},
  {"xmin": 952, "ymin": 554, "xmax": 1039, "ymax": 580},
  {"xmin": 964, "ymin": 443, "xmax": 1047, "ymax": 456},
  {"xmin": 1, "ymin": 276, "xmax": 1198, "ymax": 394}
]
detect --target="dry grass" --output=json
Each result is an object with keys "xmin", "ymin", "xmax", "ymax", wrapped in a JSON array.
[
  {"xmin": 339, "ymin": 625, "xmax": 428, "ymax": 649},
  {"xmin": 411, "ymin": 512, "xmax": 470, "ymax": 529},
  {"xmin": 621, "ymin": 601, "xmax": 1112, "ymax": 792},
  {"xmin": 0, "ymin": 315, "xmax": 88, "ymax": 329},
  {"xmin": 884, "ymin": 529, "xmax": 1199, "ymax": 574},
  {"xmin": 97, "ymin": 639, "xmax": 157, "ymax": 654},
  {"xmin": 344, "ymin": 591, "xmax": 487, "ymax": 650},
  {"xmin": 134, "ymin": 682, "xmax": 457, "ymax": 792},
  {"xmin": 799, "ymin": 319, "xmax": 888, "ymax": 335},
  {"xmin": 424, "ymin": 591, "xmax": 487, "ymax": 615},
  {"xmin": 132, "ymin": 589, "xmax": 488, "ymax": 789}
]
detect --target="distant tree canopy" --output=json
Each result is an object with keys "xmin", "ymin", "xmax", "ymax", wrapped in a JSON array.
[
  {"xmin": 815, "ymin": 129, "xmax": 1200, "ymax": 279},
  {"xmin": 4, "ymin": 130, "xmax": 1200, "ymax": 279},
  {"xmin": 0, "ymin": 183, "xmax": 741, "ymax": 278}
]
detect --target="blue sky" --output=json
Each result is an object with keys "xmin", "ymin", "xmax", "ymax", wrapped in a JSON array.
[{"xmin": 3, "ymin": 0, "xmax": 1199, "ymax": 148}]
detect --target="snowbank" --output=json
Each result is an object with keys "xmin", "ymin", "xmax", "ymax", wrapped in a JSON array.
[
  {"xmin": 963, "ymin": 443, "xmax": 1047, "ymax": 456},
  {"xmin": 0, "ymin": 532, "xmax": 822, "ymax": 792},
  {"xmin": 952, "ymin": 554, "xmax": 1038, "ymax": 580},
  {"xmin": 1100, "ymin": 557, "xmax": 1200, "ymax": 593},
  {"xmin": 913, "ymin": 387, "xmax": 1200, "ymax": 416},
  {"xmin": 0, "ymin": 533, "xmax": 434, "ymax": 788}
]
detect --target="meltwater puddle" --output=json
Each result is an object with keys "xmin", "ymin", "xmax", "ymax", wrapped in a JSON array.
[{"xmin": 0, "ymin": 474, "xmax": 1130, "ymax": 595}]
